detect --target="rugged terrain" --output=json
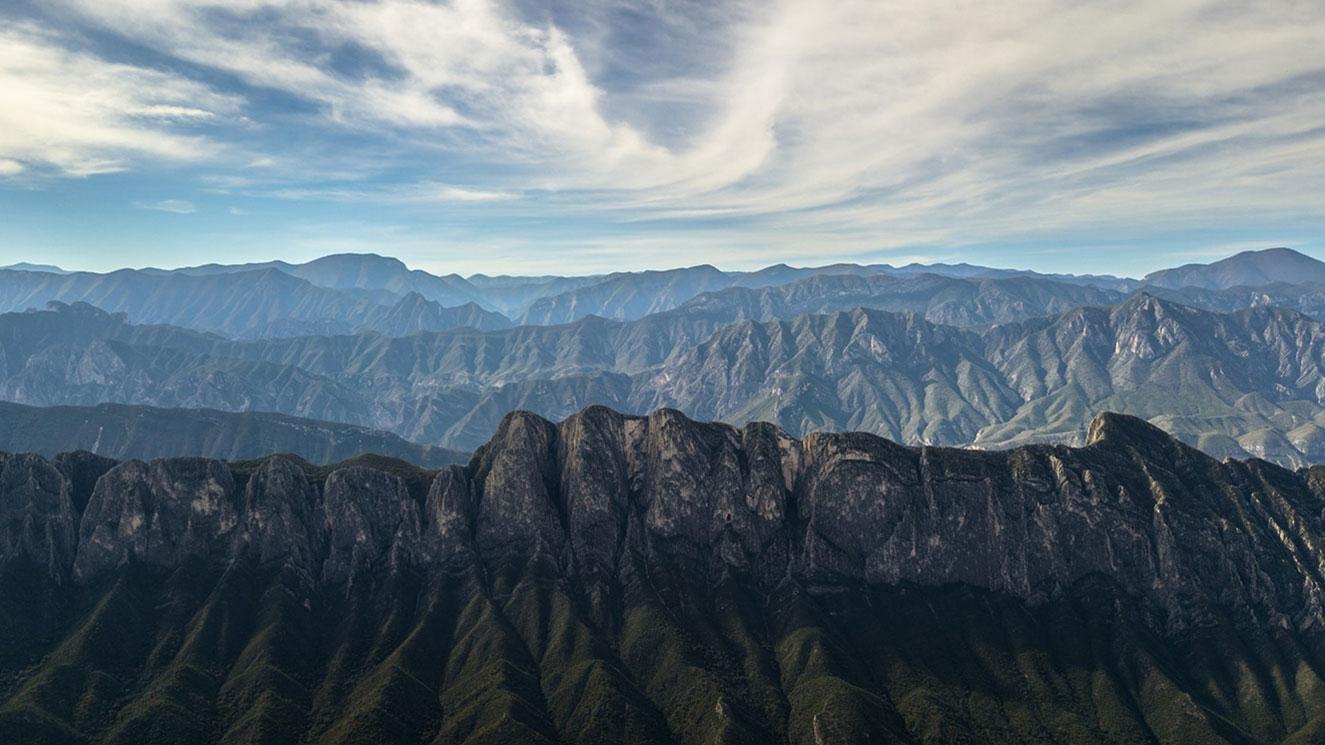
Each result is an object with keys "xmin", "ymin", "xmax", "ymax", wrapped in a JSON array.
[
  {"xmin": 3, "ymin": 406, "xmax": 1325, "ymax": 743},
  {"xmin": 12, "ymin": 288, "xmax": 1325, "ymax": 466}
]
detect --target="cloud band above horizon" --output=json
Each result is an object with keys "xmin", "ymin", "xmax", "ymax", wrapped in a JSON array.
[{"xmin": 0, "ymin": 0, "xmax": 1322, "ymax": 276}]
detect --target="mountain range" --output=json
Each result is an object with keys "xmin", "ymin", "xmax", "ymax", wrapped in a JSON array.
[
  {"xmin": 3, "ymin": 406, "xmax": 1325, "ymax": 743},
  {"xmin": 3, "ymin": 246, "xmax": 1325, "ymax": 467},
  {"xmin": 0, "ymin": 267, "xmax": 510, "ymax": 339},
  {"xmin": 8, "ymin": 246, "xmax": 1325, "ymax": 742},
  {"xmin": 6, "ymin": 287, "xmax": 1325, "ymax": 467},
  {"xmin": 7, "ymin": 247, "xmax": 1322, "ymax": 336}
]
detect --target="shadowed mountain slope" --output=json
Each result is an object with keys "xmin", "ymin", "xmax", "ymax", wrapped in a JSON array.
[
  {"xmin": 0, "ymin": 401, "xmax": 467, "ymax": 467},
  {"xmin": 3, "ymin": 408, "xmax": 1325, "ymax": 743}
]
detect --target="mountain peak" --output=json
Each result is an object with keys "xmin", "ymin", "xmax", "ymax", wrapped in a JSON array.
[
  {"xmin": 0, "ymin": 262, "xmax": 66, "ymax": 274},
  {"xmin": 1086, "ymin": 411, "xmax": 1170, "ymax": 447},
  {"xmin": 1143, "ymin": 247, "xmax": 1325, "ymax": 290},
  {"xmin": 392, "ymin": 290, "xmax": 431, "ymax": 306},
  {"xmin": 1085, "ymin": 411, "xmax": 1211, "ymax": 468},
  {"xmin": 43, "ymin": 300, "xmax": 121, "ymax": 320},
  {"xmin": 1114, "ymin": 289, "xmax": 1173, "ymax": 312},
  {"xmin": 1108, "ymin": 291, "xmax": 1206, "ymax": 327},
  {"xmin": 302, "ymin": 252, "xmax": 409, "ymax": 270},
  {"xmin": 1248, "ymin": 245, "xmax": 1300, "ymax": 255}
]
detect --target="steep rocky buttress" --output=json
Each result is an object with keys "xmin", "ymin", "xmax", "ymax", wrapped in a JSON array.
[{"xmin": 5, "ymin": 407, "xmax": 1325, "ymax": 743}]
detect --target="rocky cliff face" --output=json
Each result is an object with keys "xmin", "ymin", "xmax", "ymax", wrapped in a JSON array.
[
  {"xmin": 441, "ymin": 406, "xmax": 1325, "ymax": 632},
  {"xmin": 0, "ymin": 452, "xmax": 77, "ymax": 582},
  {"xmin": 73, "ymin": 457, "xmax": 239, "ymax": 581},
  {"xmin": 4, "ymin": 406, "xmax": 1323, "ymax": 630},
  {"xmin": 6, "ymin": 407, "xmax": 1325, "ymax": 743}
]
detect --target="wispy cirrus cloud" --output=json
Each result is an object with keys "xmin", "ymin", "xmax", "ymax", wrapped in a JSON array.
[
  {"xmin": 133, "ymin": 199, "xmax": 196, "ymax": 214},
  {"xmin": 257, "ymin": 182, "xmax": 515, "ymax": 205},
  {"xmin": 0, "ymin": 22, "xmax": 240, "ymax": 178},
  {"xmin": 3, "ymin": 0, "xmax": 1324, "ymax": 274}
]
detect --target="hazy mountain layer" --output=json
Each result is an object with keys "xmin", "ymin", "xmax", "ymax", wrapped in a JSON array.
[
  {"xmin": 517, "ymin": 264, "xmax": 899, "ymax": 324},
  {"xmin": 515, "ymin": 262, "xmax": 1130, "ymax": 325},
  {"xmin": 14, "ymin": 247, "xmax": 1322, "ymax": 337},
  {"xmin": 160, "ymin": 253, "xmax": 490, "ymax": 309},
  {"xmin": 672, "ymin": 272, "xmax": 1127, "ymax": 327},
  {"xmin": 0, "ymin": 268, "xmax": 510, "ymax": 339},
  {"xmin": 112, "ymin": 251, "xmax": 1153, "ymax": 323},
  {"xmin": 0, "ymin": 401, "xmax": 466, "ymax": 467},
  {"xmin": 1143, "ymin": 247, "xmax": 1325, "ymax": 289},
  {"xmin": 2, "ymin": 408, "xmax": 1325, "ymax": 743},
  {"xmin": 1144, "ymin": 281, "xmax": 1325, "ymax": 319},
  {"xmin": 8, "ymin": 292, "xmax": 1325, "ymax": 465},
  {"xmin": 162, "ymin": 253, "xmax": 609, "ymax": 317}
]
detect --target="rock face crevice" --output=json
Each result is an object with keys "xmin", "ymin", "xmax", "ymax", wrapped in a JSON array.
[{"xmin": 1, "ymin": 407, "xmax": 1323, "ymax": 634}]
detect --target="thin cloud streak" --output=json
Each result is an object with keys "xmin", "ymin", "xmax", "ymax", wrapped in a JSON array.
[
  {"xmin": 133, "ymin": 199, "xmax": 196, "ymax": 214},
  {"xmin": 0, "ymin": 22, "xmax": 239, "ymax": 178},
  {"xmin": 257, "ymin": 182, "xmax": 516, "ymax": 204}
]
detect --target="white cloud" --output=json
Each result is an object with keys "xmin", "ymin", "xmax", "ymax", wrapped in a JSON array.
[
  {"xmin": 257, "ymin": 181, "xmax": 514, "ymax": 204},
  {"xmin": 412, "ymin": 184, "xmax": 515, "ymax": 203},
  {"xmin": 134, "ymin": 199, "xmax": 196, "ymax": 214},
  {"xmin": 0, "ymin": 23, "xmax": 240, "ymax": 177},
  {"xmin": 0, "ymin": 159, "xmax": 25, "ymax": 176},
  {"xmin": 20, "ymin": 0, "xmax": 1325, "ymax": 258}
]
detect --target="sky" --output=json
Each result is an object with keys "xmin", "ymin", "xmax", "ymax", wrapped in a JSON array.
[{"xmin": 0, "ymin": 0, "xmax": 1322, "ymax": 278}]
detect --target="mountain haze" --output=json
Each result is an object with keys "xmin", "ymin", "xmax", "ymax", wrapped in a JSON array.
[
  {"xmin": 1143, "ymin": 247, "xmax": 1325, "ymax": 289},
  {"xmin": 0, "ymin": 268, "xmax": 510, "ymax": 339},
  {"xmin": 0, "ymin": 401, "xmax": 466, "ymax": 466},
  {"xmin": 22, "ymin": 248, "xmax": 1324, "ymax": 335},
  {"xmin": 672, "ymin": 272, "xmax": 1127, "ymax": 328},
  {"xmin": 9, "ymin": 289, "xmax": 1325, "ymax": 465},
  {"xmin": 6, "ymin": 247, "xmax": 1325, "ymax": 464}
]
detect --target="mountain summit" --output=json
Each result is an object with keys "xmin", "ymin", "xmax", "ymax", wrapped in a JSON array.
[{"xmin": 1142, "ymin": 247, "xmax": 1325, "ymax": 289}]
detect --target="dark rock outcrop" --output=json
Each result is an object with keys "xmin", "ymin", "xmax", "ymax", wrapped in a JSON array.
[
  {"xmin": 416, "ymin": 406, "xmax": 1325, "ymax": 632},
  {"xmin": 319, "ymin": 466, "xmax": 424, "ymax": 583},
  {"xmin": 231, "ymin": 455, "xmax": 322, "ymax": 574},
  {"xmin": 4, "ymin": 407, "xmax": 1325, "ymax": 743},
  {"xmin": 73, "ymin": 457, "xmax": 239, "ymax": 580},
  {"xmin": 0, "ymin": 453, "xmax": 77, "ymax": 580},
  {"xmin": 1, "ymin": 406, "xmax": 1322, "ymax": 632}
]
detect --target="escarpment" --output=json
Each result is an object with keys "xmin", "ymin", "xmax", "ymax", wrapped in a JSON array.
[
  {"xmin": 5, "ymin": 407, "xmax": 1325, "ymax": 629},
  {"xmin": 6, "ymin": 408, "xmax": 1325, "ymax": 744}
]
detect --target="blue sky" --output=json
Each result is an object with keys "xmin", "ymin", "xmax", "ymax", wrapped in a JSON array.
[{"xmin": 1, "ymin": 0, "xmax": 1322, "ymax": 277}]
